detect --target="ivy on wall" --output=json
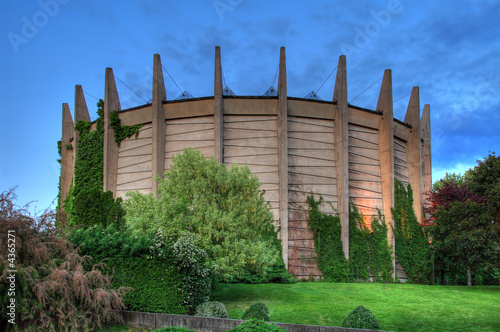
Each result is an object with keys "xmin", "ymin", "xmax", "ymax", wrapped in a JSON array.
[
  {"xmin": 62, "ymin": 100, "xmax": 125, "ymax": 229},
  {"xmin": 392, "ymin": 178, "xmax": 432, "ymax": 284},
  {"xmin": 306, "ymin": 196, "xmax": 393, "ymax": 282},
  {"xmin": 110, "ymin": 111, "xmax": 143, "ymax": 147}
]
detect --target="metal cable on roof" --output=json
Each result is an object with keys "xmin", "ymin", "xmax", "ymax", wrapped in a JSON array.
[
  {"xmin": 83, "ymin": 91, "xmax": 100, "ymax": 101},
  {"xmin": 316, "ymin": 65, "xmax": 338, "ymax": 94},
  {"xmin": 349, "ymin": 76, "xmax": 383, "ymax": 104},
  {"xmin": 115, "ymin": 76, "xmax": 149, "ymax": 104},
  {"xmin": 393, "ymin": 91, "xmax": 411, "ymax": 104},
  {"xmin": 161, "ymin": 64, "xmax": 184, "ymax": 95}
]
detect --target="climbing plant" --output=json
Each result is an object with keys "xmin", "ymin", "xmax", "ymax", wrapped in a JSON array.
[
  {"xmin": 307, "ymin": 196, "xmax": 393, "ymax": 282},
  {"xmin": 110, "ymin": 111, "xmax": 143, "ymax": 147},
  {"xmin": 62, "ymin": 100, "xmax": 125, "ymax": 229},
  {"xmin": 392, "ymin": 178, "xmax": 431, "ymax": 284}
]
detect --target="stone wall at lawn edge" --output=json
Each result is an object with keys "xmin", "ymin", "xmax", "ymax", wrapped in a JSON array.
[{"xmin": 119, "ymin": 310, "xmax": 389, "ymax": 332}]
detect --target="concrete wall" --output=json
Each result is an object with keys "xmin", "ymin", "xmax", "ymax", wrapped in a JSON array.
[
  {"xmin": 61, "ymin": 50, "xmax": 431, "ymax": 278},
  {"xmin": 119, "ymin": 310, "xmax": 385, "ymax": 332}
]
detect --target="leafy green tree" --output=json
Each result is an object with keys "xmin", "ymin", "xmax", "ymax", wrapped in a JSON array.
[
  {"xmin": 125, "ymin": 148, "xmax": 281, "ymax": 280},
  {"xmin": 427, "ymin": 157, "xmax": 500, "ymax": 286},
  {"xmin": 431, "ymin": 200, "xmax": 498, "ymax": 286}
]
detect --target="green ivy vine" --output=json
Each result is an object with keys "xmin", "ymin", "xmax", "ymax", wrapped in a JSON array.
[
  {"xmin": 307, "ymin": 195, "xmax": 393, "ymax": 282},
  {"xmin": 62, "ymin": 99, "xmax": 125, "ymax": 229},
  {"xmin": 392, "ymin": 178, "xmax": 432, "ymax": 283},
  {"xmin": 110, "ymin": 111, "xmax": 143, "ymax": 147}
]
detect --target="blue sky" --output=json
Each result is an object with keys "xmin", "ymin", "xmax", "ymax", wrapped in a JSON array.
[{"xmin": 1, "ymin": 0, "xmax": 499, "ymax": 213}]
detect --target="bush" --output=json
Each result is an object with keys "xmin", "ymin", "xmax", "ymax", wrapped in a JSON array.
[
  {"xmin": 0, "ymin": 189, "xmax": 127, "ymax": 331},
  {"xmin": 125, "ymin": 148, "xmax": 281, "ymax": 281},
  {"xmin": 195, "ymin": 301, "xmax": 228, "ymax": 318},
  {"xmin": 229, "ymin": 319, "xmax": 286, "ymax": 331},
  {"xmin": 68, "ymin": 226, "xmax": 212, "ymax": 314},
  {"xmin": 241, "ymin": 302, "xmax": 271, "ymax": 321},
  {"xmin": 342, "ymin": 305, "xmax": 379, "ymax": 330}
]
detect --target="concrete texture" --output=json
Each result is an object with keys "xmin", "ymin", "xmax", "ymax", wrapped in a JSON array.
[
  {"xmin": 60, "ymin": 103, "xmax": 74, "ymax": 207},
  {"xmin": 103, "ymin": 67, "xmax": 121, "ymax": 197},
  {"xmin": 404, "ymin": 87, "xmax": 423, "ymax": 223},
  {"xmin": 333, "ymin": 55, "xmax": 350, "ymax": 260},
  {"xmin": 376, "ymin": 69, "xmax": 395, "ymax": 270},
  {"xmin": 152, "ymin": 54, "xmax": 167, "ymax": 197},
  {"xmin": 119, "ymin": 310, "xmax": 387, "ymax": 332},
  {"xmin": 214, "ymin": 46, "xmax": 224, "ymax": 163},
  {"xmin": 278, "ymin": 47, "xmax": 289, "ymax": 269},
  {"xmin": 420, "ymin": 104, "xmax": 432, "ymax": 209}
]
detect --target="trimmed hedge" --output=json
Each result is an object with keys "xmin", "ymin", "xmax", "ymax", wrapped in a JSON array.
[
  {"xmin": 195, "ymin": 301, "xmax": 229, "ymax": 318},
  {"xmin": 241, "ymin": 302, "xmax": 271, "ymax": 322},
  {"xmin": 342, "ymin": 305, "xmax": 379, "ymax": 330}
]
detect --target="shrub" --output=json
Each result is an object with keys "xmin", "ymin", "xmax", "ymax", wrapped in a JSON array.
[
  {"xmin": 0, "ymin": 188, "xmax": 127, "ymax": 331},
  {"xmin": 125, "ymin": 148, "xmax": 282, "ymax": 281},
  {"xmin": 241, "ymin": 302, "xmax": 271, "ymax": 321},
  {"xmin": 342, "ymin": 305, "xmax": 379, "ymax": 330},
  {"xmin": 195, "ymin": 301, "xmax": 228, "ymax": 318},
  {"xmin": 229, "ymin": 319, "xmax": 286, "ymax": 331}
]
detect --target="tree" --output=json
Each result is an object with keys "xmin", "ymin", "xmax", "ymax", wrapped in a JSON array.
[
  {"xmin": 426, "ymin": 167, "xmax": 500, "ymax": 286},
  {"xmin": 0, "ymin": 188, "xmax": 127, "ymax": 331},
  {"xmin": 124, "ymin": 148, "xmax": 281, "ymax": 281}
]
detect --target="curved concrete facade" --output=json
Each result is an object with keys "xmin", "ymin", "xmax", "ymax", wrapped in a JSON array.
[{"xmin": 60, "ymin": 47, "xmax": 432, "ymax": 278}]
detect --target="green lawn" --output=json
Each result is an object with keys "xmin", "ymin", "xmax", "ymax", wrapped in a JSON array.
[{"xmin": 210, "ymin": 283, "xmax": 500, "ymax": 332}]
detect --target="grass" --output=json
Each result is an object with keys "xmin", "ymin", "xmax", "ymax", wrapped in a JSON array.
[{"xmin": 210, "ymin": 282, "xmax": 500, "ymax": 332}]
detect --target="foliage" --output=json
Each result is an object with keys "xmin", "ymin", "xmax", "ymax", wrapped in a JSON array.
[
  {"xmin": 152, "ymin": 328, "xmax": 195, "ymax": 332},
  {"xmin": 241, "ymin": 301, "xmax": 271, "ymax": 321},
  {"xmin": 69, "ymin": 226, "xmax": 212, "ymax": 314},
  {"xmin": 0, "ymin": 189, "xmax": 127, "ymax": 332},
  {"xmin": 195, "ymin": 301, "xmax": 229, "ymax": 318},
  {"xmin": 226, "ymin": 260, "xmax": 296, "ymax": 284},
  {"xmin": 465, "ymin": 152, "xmax": 500, "ymax": 234},
  {"xmin": 63, "ymin": 99, "xmax": 125, "ymax": 229},
  {"xmin": 125, "ymin": 148, "xmax": 282, "ymax": 281},
  {"xmin": 307, "ymin": 195, "xmax": 393, "ymax": 282},
  {"xmin": 306, "ymin": 195, "xmax": 349, "ymax": 281},
  {"xmin": 341, "ymin": 305, "xmax": 379, "ymax": 330},
  {"xmin": 172, "ymin": 232, "xmax": 212, "ymax": 313},
  {"xmin": 110, "ymin": 111, "xmax": 143, "ymax": 147},
  {"xmin": 229, "ymin": 319, "xmax": 286, "ymax": 332},
  {"xmin": 426, "ymin": 156, "xmax": 500, "ymax": 286},
  {"xmin": 392, "ymin": 179, "xmax": 431, "ymax": 284}
]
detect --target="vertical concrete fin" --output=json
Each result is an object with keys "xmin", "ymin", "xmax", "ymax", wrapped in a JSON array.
[
  {"xmin": 404, "ymin": 86, "xmax": 423, "ymax": 223},
  {"xmin": 61, "ymin": 103, "xmax": 74, "ymax": 209},
  {"xmin": 278, "ymin": 46, "xmax": 289, "ymax": 270},
  {"xmin": 421, "ymin": 104, "xmax": 432, "ymax": 210},
  {"xmin": 103, "ymin": 67, "xmax": 121, "ymax": 197},
  {"xmin": 152, "ymin": 54, "xmax": 167, "ymax": 198},
  {"xmin": 214, "ymin": 46, "xmax": 224, "ymax": 163},
  {"xmin": 333, "ymin": 55, "xmax": 350, "ymax": 260},
  {"xmin": 74, "ymin": 85, "xmax": 91, "ymax": 166},
  {"xmin": 376, "ymin": 69, "xmax": 395, "ymax": 275}
]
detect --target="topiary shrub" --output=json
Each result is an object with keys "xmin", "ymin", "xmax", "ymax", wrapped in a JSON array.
[
  {"xmin": 342, "ymin": 305, "xmax": 379, "ymax": 330},
  {"xmin": 229, "ymin": 319, "xmax": 286, "ymax": 331},
  {"xmin": 195, "ymin": 301, "xmax": 228, "ymax": 318},
  {"xmin": 241, "ymin": 301, "xmax": 271, "ymax": 321}
]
